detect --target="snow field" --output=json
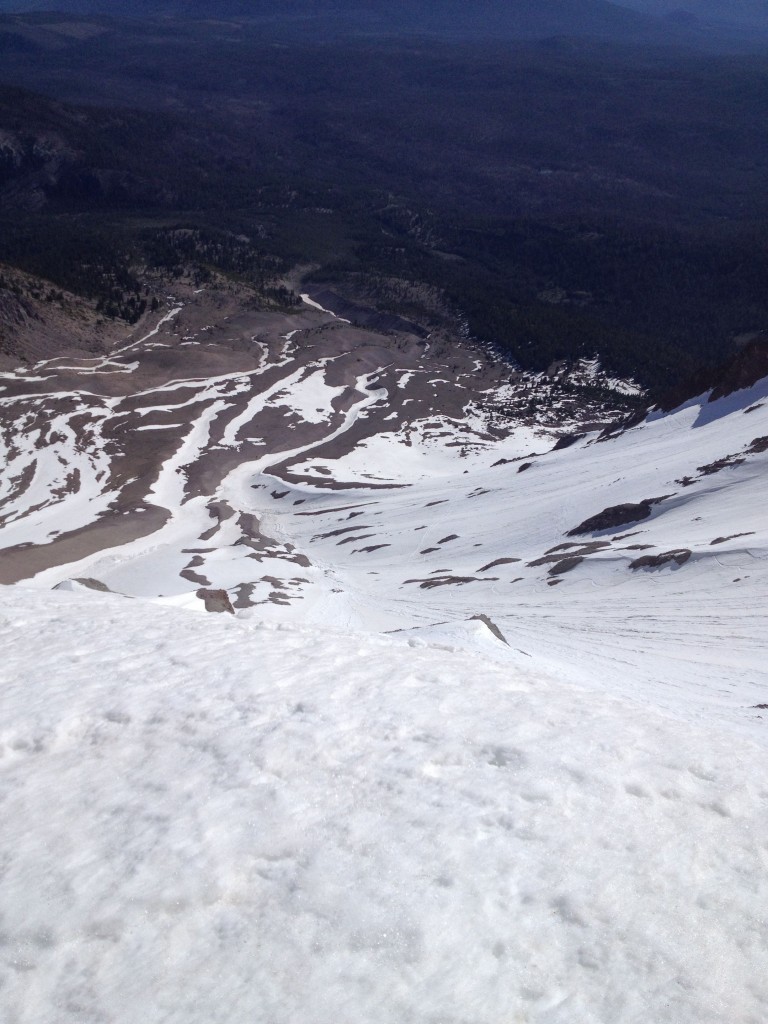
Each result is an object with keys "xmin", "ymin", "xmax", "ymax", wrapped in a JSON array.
[
  {"xmin": 240, "ymin": 375, "xmax": 768, "ymax": 735},
  {"xmin": 1, "ymin": 587, "xmax": 767, "ymax": 1024},
  {"xmin": 0, "ymin": 397, "xmax": 118, "ymax": 546},
  {"xmin": 6, "ymin": 309, "xmax": 766, "ymax": 741},
  {"xmin": 1, "ymin": 287, "xmax": 766, "ymax": 1024}
]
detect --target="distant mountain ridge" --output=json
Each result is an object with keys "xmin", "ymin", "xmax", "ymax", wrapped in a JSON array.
[
  {"xmin": 0, "ymin": 0, "xmax": 665, "ymax": 41},
  {"xmin": 4, "ymin": 0, "xmax": 765, "ymax": 46},
  {"xmin": 618, "ymin": 0, "xmax": 768, "ymax": 28}
]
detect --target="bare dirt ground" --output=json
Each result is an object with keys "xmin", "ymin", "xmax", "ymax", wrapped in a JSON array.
[
  {"xmin": 0, "ymin": 280, "xmax": 508, "ymax": 585},
  {"xmin": 0, "ymin": 276, "xmax": 636, "ymax": 596}
]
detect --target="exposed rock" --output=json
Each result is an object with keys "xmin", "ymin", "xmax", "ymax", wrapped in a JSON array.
[
  {"xmin": 477, "ymin": 556, "xmax": 521, "ymax": 572},
  {"xmin": 551, "ymin": 432, "xmax": 586, "ymax": 451},
  {"xmin": 656, "ymin": 336, "xmax": 768, "ymax": 411},
  {"xmin": 75, "ymin": 577, "xmax": 112, "ymax": 593},
  {"xmin": 54, "ymin": 577, "xmax": 113, "ymax": 593},
  {"xmin": 180, "ymin": 566, "xmax": 210, "ymax": 586},
  {"xmin": 404, "ymin": 575, "xmax": 498, "ymax": 589},
  {"xmin": 629, "ymin": 549, "xmax": 691, "ymax": 570},
  {"xmin": 232, "ymin": 582, "xmax": 256, "ymax": 609},
  {"xmin": 469, "ymin": 613, "xmax": 509, "ymax": 645},
  {"xmin": 696, "ymin": 454, "xmax": 745, "ymax": 476},
  {"xmin": 196, "ymin": 588, "xmax": 235, "ymax": 614},
  {"xmin": 548, "ymin": 556, "xmax": 583, "ymax": 576},
  {"xmin": 535, "ymin": 541, "xmax": 610, "ymax": 563},
  {"xmin": 567, "ymin": 496, "xmax": 670, "ymax": 536},
  {"xmin": 710, "ymin": 338, "xmax": 768, "ymax": 402},
  {"xmin": 596, "ymin": 407, "xmax": 647, "ymax": 442}
]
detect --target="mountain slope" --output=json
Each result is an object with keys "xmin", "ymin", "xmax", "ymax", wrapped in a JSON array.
[
  {"xmin": 1, "ymin": 288, "xmax": 765, "ymax": 736},
  {"xmin": 1, "ymin": 272, "xmax": 767, "ymax": 1024},
  {"xmin": 619, "ymin": 0, "xmax": 768, "ymax": 28},
  {"xmin": 4, "ymin": 73, "xmax": 768, "ymax": 394}
]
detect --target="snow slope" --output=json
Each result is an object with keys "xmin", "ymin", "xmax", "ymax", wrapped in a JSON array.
[
  {"xmin": 1, "ymin": 290, "xmax": 766, "ymax": 734},
  {"xmin": 1, "ymin": 289, "xmax": 767, "ymax": 1021},
  {"xmin": 246, "ymin": 376, "xmax": 768, "ymax": 737},
  {"xmin": 2, "ymin": 586, "xmax": 768, "ymax": 1024}
]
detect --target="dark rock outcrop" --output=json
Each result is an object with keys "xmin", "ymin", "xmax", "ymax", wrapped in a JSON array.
[
  {"xmin": 548, "ymin": 556, "xmax": 583, "ymax": 576},
  {"xmin": 629, "ymin": 549, "xmax": 691, "ymax": 570},
  {"xmin": 196, "ymin": 588, "xmax": 235, "ymax": 614},
  {"xmin": 567, "ymin": 496, "xmax": 670, "ymax": 536},
  {"xmin": 469, "ymin": 613, "xmax": 509, "ymax": 646},
  {"xmin": 551, "ymin": 433, "xmax": 585, "ymax": 452},
  {"xmin": 54, "ymin": 577, "xmax": 113, "ymax": 593},
  {"xmin": 477, "ymin": 556, "xmax": 521, "ymax": 573},
  {"xmin": 656, "ymin": 336, "xmax": 768, "ymax": 412},
  {"xmin": 710, "ymin": 338, "xmax": 768, "ymax": 402}
]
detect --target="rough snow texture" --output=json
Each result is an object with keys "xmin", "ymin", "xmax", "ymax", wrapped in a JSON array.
[
  {"xmin": 1, "ymin": 289, "xmax": 767, "ymax": 1021},
  {"xmin": 2, "ymin": 587, "xmax": 768, "ymax": 1024}
]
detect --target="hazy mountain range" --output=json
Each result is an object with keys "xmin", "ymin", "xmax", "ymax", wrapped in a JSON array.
[
  {"xmin": 625, "ymin": 0, "xmax": 768, "ymax": 26},
  {"xmin": 0, "ymin": 0, "xmax": 766, "ymax": 43}
]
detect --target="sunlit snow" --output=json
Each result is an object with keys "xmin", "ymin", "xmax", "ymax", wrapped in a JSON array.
[
  {"xmin": 1, "ymin": 295, "xmax": 767, "ymax": 1022},
  {"xmin": 2, "ymin": 588, "xmax": 768, "ymax": 1024}
]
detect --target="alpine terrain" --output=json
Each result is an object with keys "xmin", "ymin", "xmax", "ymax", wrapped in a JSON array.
[
  {"xmin": 1, "ymin": 1, "xmax": 767, "ymax": 1021},
  {"xmin": 1, "ymin": 277, "xmax": 767, "ymax": 1023}
]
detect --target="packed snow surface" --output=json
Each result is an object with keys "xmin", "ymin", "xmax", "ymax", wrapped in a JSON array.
[
  {"xmin": 1, "ymin": 295, "xmax": 767, "ymax": 1021},
  {"xmin": 2, "ymin": 586, "xmax": 768, "ymax": 1024}
]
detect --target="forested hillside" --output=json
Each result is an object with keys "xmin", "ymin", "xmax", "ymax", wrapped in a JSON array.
[{"xmin": 2, "ymin": 12, "xmax": 768, "ymax": 392}]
